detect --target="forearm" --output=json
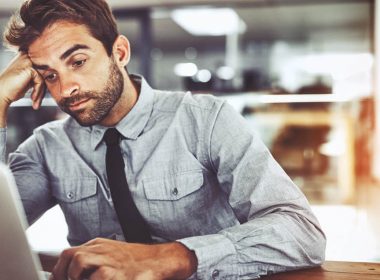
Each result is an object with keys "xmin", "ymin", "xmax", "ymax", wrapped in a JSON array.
[
  {"xmin": 179, "ymin": 208, "xmax": 325, "ymax": 279},
  {"xmin": 222, "ymin": 211, "xmax": 326, "ymax": 269},
  {"xmin": 8, "ymin": 134, "xmax": 55, "ymax": 224},
  {"xmin": 0, "ymin": 102, "xmax": 9, "ymax": 128},
  {"xmin": 201, "ymin": 102, "xmax": 326, "ymax": 278}
]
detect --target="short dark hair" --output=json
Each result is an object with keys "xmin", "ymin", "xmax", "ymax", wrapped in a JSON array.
[{"xmin": 3, "ymin": 0, "xmax": 119, "ymax": 55}]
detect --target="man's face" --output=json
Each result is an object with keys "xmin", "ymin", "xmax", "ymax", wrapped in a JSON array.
[
  {"xmin": 28, "ymin": 21, "xmax": 124, "ymax": 126},
  {"xmin": 56, "ymin": 56, "xmax": 124, "ymax": 126}
]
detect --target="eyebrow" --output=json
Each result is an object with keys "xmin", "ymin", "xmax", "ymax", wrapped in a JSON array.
[
  {"xmin": 32, "ymin": 63, "xmax": 50, "ymax": 70},
  {"xmin": 60, "ymin": 44, "xmax": 90, "ymax": 60},
  {"xmin": 32, "ymin": 44, "xmax": 90, "ymax": 70}
]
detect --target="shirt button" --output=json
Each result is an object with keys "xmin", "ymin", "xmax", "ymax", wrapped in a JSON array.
[
  {"xmin": 172, "ymin": 187, "xmax": 178, "ymax": 196},
  {"xmin": 66, "ymin": 191, "xmax": 74, "ymax": 200},
  {"xmin": 212, "ymin": 269, "xmax": 219, "ymax": 279}
]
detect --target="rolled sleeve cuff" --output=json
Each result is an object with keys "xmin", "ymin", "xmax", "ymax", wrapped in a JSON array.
[{"xmin": 177, "ymin": 233, "xmax": 239, "ymax": 279}]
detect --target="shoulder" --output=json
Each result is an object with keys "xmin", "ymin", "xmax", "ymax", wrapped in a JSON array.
[
  {"xmin": 14, "ymin": 116, "xmax": 83, "ymax": 157},
  {"xmin": 33, "ymin": 116, "xmax": 86, "ymax": 138},
  {"xmin": 153, "ymin": 89, "xmax": 225, "ymax": 116}
]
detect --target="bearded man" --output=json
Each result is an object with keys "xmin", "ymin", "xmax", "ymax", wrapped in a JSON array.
[{"xmin": 0, "ymin": 0, "xmax": 325, "ymax": 279}]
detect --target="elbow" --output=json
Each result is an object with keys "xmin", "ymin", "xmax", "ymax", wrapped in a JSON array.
[{"xmin": 307, "ymin": 227, "xmax": 327, "ymax": 266}]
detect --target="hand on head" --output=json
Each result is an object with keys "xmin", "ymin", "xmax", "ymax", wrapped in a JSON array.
[{"xmin": 0, "ymin": 53, "xmax": 46, "ymax": 111}]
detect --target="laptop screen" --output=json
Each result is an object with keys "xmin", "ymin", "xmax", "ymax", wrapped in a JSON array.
[{"xmin": 0, "ymin": 163, "xmax": 43, "ymax": 280}]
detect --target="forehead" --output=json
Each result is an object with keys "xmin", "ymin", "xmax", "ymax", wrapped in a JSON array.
[{"xmin": 28, "ymin": 21, "xmax": 104, "ymax": 61}]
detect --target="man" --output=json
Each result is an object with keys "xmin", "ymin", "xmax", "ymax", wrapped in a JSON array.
[{"xmin": 0, "ymin": 0, "xmax": 325, "ymax": 279}]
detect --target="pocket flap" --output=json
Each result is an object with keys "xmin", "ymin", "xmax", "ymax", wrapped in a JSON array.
[
  {"xmin": 51, "ymin": 177, "xmax": 98, "ymax": 203},
  {"xmin": 143, "ymin": 171, "xmax": 204, "ymax": 201}
]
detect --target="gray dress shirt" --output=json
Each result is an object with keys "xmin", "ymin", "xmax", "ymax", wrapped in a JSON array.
[{"xmin": 0, "ymin": 75, "xmax": 325, "ymax": 279}]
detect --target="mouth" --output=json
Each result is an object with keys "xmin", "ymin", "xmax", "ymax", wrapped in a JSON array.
[{"xmin": 68, "ymin": 98, "xmax": 91, "ymax": 111}]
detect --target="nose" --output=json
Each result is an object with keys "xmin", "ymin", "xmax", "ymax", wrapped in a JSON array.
[{"xmin": 59, "ymin": 75, "xmax": 79, "ymax": 98}]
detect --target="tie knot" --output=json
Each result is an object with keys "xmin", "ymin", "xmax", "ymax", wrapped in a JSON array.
[{"xmin": 104, "ymin": 128, "xmax": 120, "ymax": 146}]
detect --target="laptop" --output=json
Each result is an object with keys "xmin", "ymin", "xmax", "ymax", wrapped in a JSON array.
[{"xmin": 0, "ymin": 163, "xmax": 47, "ymax": 280}]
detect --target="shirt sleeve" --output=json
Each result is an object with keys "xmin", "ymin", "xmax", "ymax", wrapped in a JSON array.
[
  {"xmin": 7, "ymin": 131, "xmax": 56, "ymax": 226},
  {"xmin": 0, "ymin": 127, "xmax": 7, "ymax": 163},
  {"xmin": 178, "ymin": 102, "xmax": 326, "ymax": 279}
]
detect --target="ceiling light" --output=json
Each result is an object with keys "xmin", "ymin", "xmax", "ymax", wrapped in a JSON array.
[
  {"xmin": 196, "ymin": 69, "xmax": 212, "ymax": 83},
  {"xmin": 217, "ymin": 66, "xmax": 235, "ymax": 80},
  {"xmin": 174, "ymin": 63, "xmax": 198, "ymax": 77},
  {"xmin": 171, "ymin": 8, "xmax": 246, "ymax": 36}
]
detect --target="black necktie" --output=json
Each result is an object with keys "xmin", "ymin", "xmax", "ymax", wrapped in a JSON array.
[{"xmin": 104, "ymin": 128, "xmax": 152, "ymax": 243}]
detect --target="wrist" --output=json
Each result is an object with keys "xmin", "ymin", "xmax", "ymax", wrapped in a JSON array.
[
  {"xmin": 158, "ymin": 242, "xmax": 198, "ymax": 279},
  {"xmin": 0, "ymin": 100, "xmax": 10, "ymax": 128}
]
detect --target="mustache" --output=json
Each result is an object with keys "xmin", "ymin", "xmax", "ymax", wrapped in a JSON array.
[{"xmin": 59, "ymin": 92, "xmax": 97, "ymax": 108}]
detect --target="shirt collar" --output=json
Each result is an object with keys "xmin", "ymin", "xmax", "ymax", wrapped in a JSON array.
[{"xmin": 90, "ymin": 74, "xmax": 154, "ymax": 150}]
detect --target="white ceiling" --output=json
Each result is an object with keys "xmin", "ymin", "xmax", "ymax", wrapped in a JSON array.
[
  {"xmin": 0, "ymin": 0, "xmax": 370, "ymax": 10},
  {"xmin": 0, "ymin": 1, "xmax": 371, "ymax": 51},
  {"xmin": 117, "ymin": 1, "xmax": 371, "ymax": 51},
  {"xmin": 0, "ymin": 0, "xmax": 258, "ymax": 10}
]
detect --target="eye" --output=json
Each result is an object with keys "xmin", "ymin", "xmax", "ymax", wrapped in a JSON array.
[
  {"xmin": 44, "ymin": 73, "xmax": 57, "ymax": 82},
  {"xmin": 73, "ymin": 59, "xmax": 86, "ymax": 68}
]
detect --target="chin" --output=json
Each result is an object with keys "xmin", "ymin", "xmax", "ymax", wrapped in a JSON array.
[
  {"xmin": 75, "ymin": 119, "xmax": 97, "ymax": 127},
  {"xmin": 72, "ymin": 112, "xmax": 104, "ymax": 127}
]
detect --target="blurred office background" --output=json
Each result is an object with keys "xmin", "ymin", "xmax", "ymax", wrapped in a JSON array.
[{"xmin": 1, "ymin": 0, "xmax": 380, "ymax": 262}]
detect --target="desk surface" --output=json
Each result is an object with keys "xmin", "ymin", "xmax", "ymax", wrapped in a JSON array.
[{"xmin": 261, "ymin": 261, "xmax": 380, "ymax": 279}]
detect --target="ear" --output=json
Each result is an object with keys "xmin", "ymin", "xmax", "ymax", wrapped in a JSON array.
[{"xmin": 112, "ymin": 35, "xmax": 131, "ymax": 67}]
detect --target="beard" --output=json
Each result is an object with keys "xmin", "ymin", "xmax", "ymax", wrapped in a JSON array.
[{"xmin": 58, "ymin": 57, "xmax": 124, "ymax": 126}]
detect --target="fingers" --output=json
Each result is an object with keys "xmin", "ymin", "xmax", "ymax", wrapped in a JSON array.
[
  {"xmin": 67, "ymin": 251, "xmax": 98, "ymax": 280},
  {"xmin": 0, "ymin": 53, "xmax": 33, "ymax": 107},
  {"xmin": 30, "ymin": 68, "xmax": 46, "ymax": 110},
  {"xmin": 50, "ymin": 247, "xmax": 78, "ymax": 280},
  {"xmin": 89, "ymin": 266, "xmax": 117, "ymax": 280},
  {"xmin": 51, "ymin": 244, "xmax": 118, "ymax": 280},
  {"xmin": 67, "ymin": 245, "xmax": 123, "ymax": 279},
  {"xmin": 50, "ymin": 239, "xmax": 159, "ymax": 280}
]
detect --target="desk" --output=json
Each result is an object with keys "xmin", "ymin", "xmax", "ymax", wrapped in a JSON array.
[{"xmin": 261, "ymin": 261, "xmax": 380, "ymax": 279}]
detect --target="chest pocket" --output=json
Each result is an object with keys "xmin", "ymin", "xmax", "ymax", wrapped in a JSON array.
[
  {"xmin": 142, "ymin": 170, "xmax": 212, "ymax": 239},
  {"xmin": 143, "ymin": 170, "xmax": 204, "ymax": 201},
  {"xmin": 51, "ymin": 177, "xmax": 100, "ymax": 244}
]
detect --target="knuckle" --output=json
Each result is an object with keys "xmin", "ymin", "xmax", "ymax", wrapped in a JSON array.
[
  {"xmin": 92, "ymin": 237, "xmax": 105, "ymax": 244},
  {"xmin": 61, "ymin": 248, "xmax": 73, "ymax": 259},
  {"xmin": 73, "ymin": 251, "xmax": 86, "ymax": 265},
  {"xmin": 98, "ymin": 266, "xmax": 108, "ymax": 275},
  {"xmin": 97, "ymin": 266, "xmax": 113, "ymax": 279}
]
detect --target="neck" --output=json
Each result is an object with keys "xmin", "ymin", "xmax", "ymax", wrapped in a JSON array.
[{"xmin": 100, "ymin": 74, "xmax": 138, "ymax": 127}]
